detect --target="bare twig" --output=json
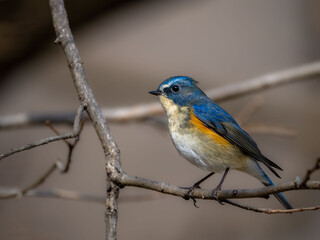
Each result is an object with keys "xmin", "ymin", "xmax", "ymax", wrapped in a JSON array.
[
  {"xmin": 1, "ymin": 62, "xmax": 320, "ymax": 129},
  {"xmin": 302, "ymin": 158, "xmax": 320, "ymax": 186},
  {"xmin": 0, "ymin": 105, "xmax": 84, "ymax": 162},
  {"xmin": 0, "ymin": 164, "xmax": 57, "ymax": 199},
  {"xmin": 0, "ymin": 132, "xmax": 75, "ymax": 161},
  {"xmin": 49, "ymin": 1, "xmax": 122, "ymax": 239},
  {"xmin": 46, "ymin": 114, "xmax": 86, "ymax": 173},
  {"xmin": 233, "ymin": 97, "xmax": 296, "ymax": 137},
  {"xmin": 26, "ymin": 188, "xmax": 105, "ymax": 203},
  {"xmin": 61, "ymin": 117, "xmax": 86, "ymax": 173},
  {"xmin": 0, "ymin": 187, "xmax": 162, "ymax": 204},
  {"xmin": 223, "ymin": 199, "xmax": 320, "ymax": 214},
  {"xmin": 244, "ymin": 123, "xmax": 297, "ymax": 136},
  {"xmin": 235, "ymin": 96, "xmax": 265, "ymax": 125},
  {"xmin": 0, "ymin": 106, "xmax": 85, "ymax": 199}
]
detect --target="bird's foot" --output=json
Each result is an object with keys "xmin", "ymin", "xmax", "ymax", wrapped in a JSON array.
[
  {"xmin": 212, "ymin": 187, "xmax": 224, "ymax": 205},
  {"xmin": 181, "ymin": 184, "xmax": 201, "ymax": 208}
]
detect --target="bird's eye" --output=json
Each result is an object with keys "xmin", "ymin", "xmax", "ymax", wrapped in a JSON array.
[{"xmin": 171, "ymin": 85, "xmax": 180, "ymax": 93}]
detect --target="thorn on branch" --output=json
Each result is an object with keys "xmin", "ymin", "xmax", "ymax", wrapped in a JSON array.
[{"xmin": 54, "ymin": 37, "xmax": 61, "ymax": 44}]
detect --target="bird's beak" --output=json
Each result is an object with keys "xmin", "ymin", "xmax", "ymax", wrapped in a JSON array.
[{"xmin": 149, "ymin": 90, "xmax": 162, "ymax": 96}]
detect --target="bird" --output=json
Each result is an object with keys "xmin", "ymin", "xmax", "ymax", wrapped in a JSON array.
[{"xmin": 149, "ymin": 76, "xmax": 292, "ymax": 209}]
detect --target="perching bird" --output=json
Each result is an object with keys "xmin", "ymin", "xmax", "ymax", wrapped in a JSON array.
[{"xmin": 149, "ymin": 76, "xmax": 292, "ymax": 209}]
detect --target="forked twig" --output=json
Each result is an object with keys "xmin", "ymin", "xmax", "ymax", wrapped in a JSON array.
[
  {"xmin": 0, "ymin": 105, "xmax": 85, "ymax": 199},
  {"xmin": 302, "ymin": 158, "xmax": 320, "ymax": 186}
]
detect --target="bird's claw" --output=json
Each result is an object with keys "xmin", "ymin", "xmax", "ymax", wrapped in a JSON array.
[
  {"xmin": 212, "ymin": 188, "xmax": 225, "ymax": 205},
  {"xmin": 182, "ymin": 185, "xmax": 201, "ymax": 208}
]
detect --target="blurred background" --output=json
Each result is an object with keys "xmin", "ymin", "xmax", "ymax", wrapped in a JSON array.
[{"xmin": 0, "ymin": 0, "xmax": 320, "ymax": 239}]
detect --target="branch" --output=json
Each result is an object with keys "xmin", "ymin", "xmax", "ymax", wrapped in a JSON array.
[
  {"xmin": 234, "ymin": 96, "xmax": 296, "ymax": 137},
  {"xmin": 49, "ymin": 1, "xmax": 122, "ymax": 239},
  {"xmin": 0, "ymin": 187, "xmax": 161, "ymax": 204},
  {"xmin": 3, "ymin": 184, "xmax": 318, "ymax": 214},
  {"xmin": 0, "ymin": 105, "xmax": 84, "ymax": 162},
  {"xmin": 235, "ymin": 96, "xmax": 265, "ymax": 125},
  {"xmin": 243, "ymin": 123, "xmax": 296, "ymax": 136},
  {"xmin": 119, "ymin": 173, "xmax": 320, "ymax": 200},
  {"xmin": 46, "ymin": 113, "xmax": 86, "ymax": 173},
  {"xmin": 0, "ymin": 107, "xmax": 85, "ymax": 199},
  {"xmin": 302, "ymin": 158, "xmax": 320, "ymax": 186},
  {"xmin": 1, "ymin": 61, "xmax": 320, "ymax": 129},
  {"xmin": 114, "ymin": 158, "xmax": 320, "ymax": 213},
  {"xmin": 223, "ymin": 199, "xmax": 320, "ymax": 214},
  {"xmin": 0, "ymin": 133, "xmax": 75, "ymax": 161},
  {"xmin": 117, "ymin": 173, "xmax": 320, "ymax": 213}
]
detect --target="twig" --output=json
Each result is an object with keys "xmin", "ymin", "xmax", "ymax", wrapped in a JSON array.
[
  {"xmin": 235, "ymin": 96, "xmax": 265, "ymax": 125},
  {"xmin": 25, "ymin": 188, "xmax": 105, "ymax": 203},
  {"xmin": 233, "ymin": 97, "xmax": 296, "ymax": 137},
  {"xmin": 302, "ymin": 158, "xmax": 320, "ymax": 186},
  {"xmin": 0, "ymin": 187, "xmax": 163, "ymax": 204},
  {"xmin": 0, "ymin": 105, "xmax": 84, "ymax": 162},
  {"xmin": 0, "ymin": 106, "xmax": 85, "ymax": 199},
  {"xmin": 1, "ymin": 62, "xmax": 320, "ymax": 129},
  {"xmin": 0, "ymin": 132, "xmax": 75, "ymax": 161},
  {"xmin": 28, "ymin": 189, "xmax": 163, "ymax": 203},
  {"xmin": 62, "ymin": 116, "xmax": 85, "ymax": 173},
  {"xmin": 49, "ymin": 1, "xmax": 122, "ymax": 239},
  {"xmin": 243, "ymin": 123, "xmax": 297, "ymax": 136},
  {"xmin": 0, "ymin": 164, "xmax": 57, "ymax": 199},
  {"xmin": 223, "ymin": 199, "xmax": 320, "ymax": 214},
  {"xmin": 46, "ymin": 113, "xmax": 86, "ymax": 173}
]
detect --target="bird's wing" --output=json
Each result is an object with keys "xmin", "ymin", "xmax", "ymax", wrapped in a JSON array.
[{"xmin": 192, "ymin": 102, "xmax": 282, "ymax": 178}]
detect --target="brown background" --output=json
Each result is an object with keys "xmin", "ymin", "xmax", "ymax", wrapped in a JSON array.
[{"xmin": 0, "ymin": 0, "xmax": 320, "ymax": 239}]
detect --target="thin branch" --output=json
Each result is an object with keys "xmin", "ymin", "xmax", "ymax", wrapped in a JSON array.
[
  {"xmin": 0, "ymin": 106, "xmax": 85, "ymax": 199},
  {"xmin": 25, "ymin": 188, "xmax": 105, "ymax": 203},
  {"xmin": 0, "ymin": 164, "xmax": 57, "ymax": 199},
  {"xmin": 244, "ymin": 123, "xmax": 297, "ymax": 137},
  {"xmin": 233, "ymin": 96, "xmax": 296, "ymax": 137},
  {"xmin": 26, "ymin": 189, "xmax": 163, "ymax": 203},
  {"xmin": 0, "ymin": 105, "xmax": 84, "ymax": 162},
  {"xmin": 235, "ymin": 96, "xmax": 265, "ymax": 125},
  {"xmin": 302, "ymin": 158, "xmax": 320, "ymax": 186},
  {"xmin": 1, "ymin": 61, "xmax": 320, "ymax": 129},
  {"xmin": 223, "ymin": 199, "xmax": 320, "ymax": 214},
  {"xmin": 118, "ymin": 173, "xmax": 320, "ymax": 201},
  {"xmin": 0, "ymin": 132, "xmax": 75, "ymax": 161},
  {"xmin": 0, "ymin": 187, "xmax": 162, "ymax": 204},
  {"xmin": 49, "ymin": 1, "xmax": 122, "ymax": 239},
  {"xmin": 46, "ymin": 114, "xmax": 86, "ymax": 173}
]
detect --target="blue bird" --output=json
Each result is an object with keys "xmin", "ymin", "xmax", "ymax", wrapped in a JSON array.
[{"xmin": 149, "ymin": 76, "xmax": 292, "ymax": 209}]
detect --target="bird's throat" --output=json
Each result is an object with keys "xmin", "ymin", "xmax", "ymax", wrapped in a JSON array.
[{"xmin": 159, "ymin": 96, "xmax": 190, "ymax": 130}]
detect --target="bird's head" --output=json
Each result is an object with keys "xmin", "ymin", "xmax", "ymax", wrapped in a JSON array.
[{"xmin": 149, "ymin": 76, "xmax": 207, "ymax": 110}]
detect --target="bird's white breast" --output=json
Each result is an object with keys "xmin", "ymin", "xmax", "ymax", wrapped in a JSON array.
[{"xmin": 170, "ymin": 130, "xmax": 212, "ymax": 171}]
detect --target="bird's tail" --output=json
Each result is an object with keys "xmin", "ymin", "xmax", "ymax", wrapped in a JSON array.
[
  {"xmin": 243, "ymin": 159, "xmax": 292, "ymax": 209},
  {"xmin": 262, "ymin": 174, "xmax": 293, "ymax": 209}
]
